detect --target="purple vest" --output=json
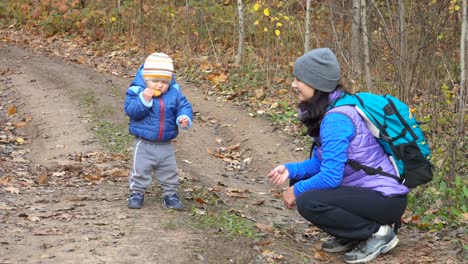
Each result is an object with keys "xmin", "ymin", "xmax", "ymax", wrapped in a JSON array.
[{"xmin": 315, "ymin": 104, "xmax": 409, "ymax": 196}]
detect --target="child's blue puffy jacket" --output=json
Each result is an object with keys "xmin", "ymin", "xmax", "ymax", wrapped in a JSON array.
[{"xmin": 124, "ymin": 65, "xmax": 193, "ymax": 142}]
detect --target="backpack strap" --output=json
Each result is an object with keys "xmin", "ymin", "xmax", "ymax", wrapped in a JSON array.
[{"xmin": 347, "ymin": 160, "xmax": 401, "ymax": 182}]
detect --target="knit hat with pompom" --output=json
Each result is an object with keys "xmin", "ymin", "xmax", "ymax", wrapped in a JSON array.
[{"xmin": 143, "ymin": 52, "xmax": 174, "ymax": 82}]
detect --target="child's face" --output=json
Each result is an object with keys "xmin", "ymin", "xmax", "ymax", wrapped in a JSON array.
[{"xmin": 147, "ymin": 80, "xmax": 170, "ymax": 94}]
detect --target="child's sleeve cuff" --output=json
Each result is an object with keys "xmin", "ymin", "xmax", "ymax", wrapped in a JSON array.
[
  {"xmin": 139, "ymin": 92, "xmax": 153, "ymax": 108},
  {"xmin": 176, "ymin": 115, "xmax": 192, "ymax": 129}
]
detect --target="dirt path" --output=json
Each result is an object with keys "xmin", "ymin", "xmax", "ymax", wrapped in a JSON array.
[
  {"xmin": 0, "ymin": 43, "xmax": 305, "ymax": 264},
  {"xmin": 0, "ymin": 41, "xmax": 464, "ymax": 264}
]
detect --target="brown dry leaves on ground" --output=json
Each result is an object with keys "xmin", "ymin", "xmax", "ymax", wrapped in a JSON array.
[{"xmin": 0, "ymin": 27, "xmax": 466, "ymax": 263}]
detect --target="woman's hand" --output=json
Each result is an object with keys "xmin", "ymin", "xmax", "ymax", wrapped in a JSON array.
[
  {"xmin": 267, "ymin": 165, "xmax": 289, "ymax": 185},
  {"xmin": 283, "ymin": 186, "xmax": 297, "ymax": 209}
]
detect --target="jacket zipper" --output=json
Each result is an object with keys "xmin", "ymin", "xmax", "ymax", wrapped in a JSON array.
[{"xmin": 157, "ymin": 97, "xmax": 165, "ymax": 142}]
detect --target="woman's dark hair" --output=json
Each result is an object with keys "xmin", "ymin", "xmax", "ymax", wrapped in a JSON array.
[{"xmin": 298, "ymin": 84, "xmax": 347, "ymax": 137}]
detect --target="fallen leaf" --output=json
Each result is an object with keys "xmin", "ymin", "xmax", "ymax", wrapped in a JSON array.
[
  {"xmin": 424, "ymin": 208, "xmax": 438, "ymax": 215},
  {"xmin": 276, "ymin": 89, "xmax": 288, "ymax": 95},
  {"xmin": 255, "ymin": 89, "xmax": 264, "ymax": 98},
  {"xmin": 206, "ymin": 72, "xmax": 228, "ymax": 85},
  {"xmin": 37, "ymin": 174, "xmax": 48, "ymax": 185},
  {"xmin": 252, "ymin": 200, "xmax": 265, "ymax": 206},
  {"xmin": 83, "ymin": 175, "xmax": 102, "ymax": 181},
  {"xmin": 199, "ymin": 62, "xmax": 212, "ymax": 71},
  {"xmin": 226, "ymin": 188, "xmax": 247, "ymax": 193},
  {"xmin": 226, "ymin": 192, "xmax": 248, "ymax": 198},
  {"xmin": 432, "ymin": 217, "xmax": 447, "ymax": 225},
  {"xmin": 0, "ymin": 177, "xmax": 10, "ymax": 185},
  {"xmin": 116, "ymin": 214, "xmax": 127, "ymax": 220},
  {"xmin": 313, "ymin": 249, "xmax": 330, "ymax": 261},
  {"xmin": 255, "ymin": 223, "xmax": 274, "ymax": 233},
  {"xmin": 77, "ymin": 56, "xmax": 86, "ymax": 64},
  {"xmin": 463, "ymin": 212, "xmax": 468, "ymax": 221},
  {"xmin": 193, "ymin": 208, "xmax": 207, "ymax": 215},
  {"xmin": 5, "ymin": 186, "xmax": 19, "ymax": 194},
  {"xmin": 274, "ymin": 76, "xmax": 284, "ymax": 84},
  {"xmin": 16, "ymin": 137, "xmax": 25, "ymax": 144},
  {"xmin": 27, "ymin": 216, "xmax": 41, "ymax": 222},
  {"xmin": 52, "ymin": 171, "xmax": 66, "ymax": 177},
  {"xmin": 0, "ymin": 204, "xmax": 15, "ymax": 210},
  {"xmin": 103, "ymin": 168, "xmax": 127, "ymax": 177},
  {"xmin": 303, "ymin": 227, "xmax": 321, "ymax": 238},
  {"xmin": 195, "ymin": 197, "xmax": 207, "ymax": 204},
  {"xmin": 14, "ymin": 121, "xmax": 27, "ymax": 128},
  {"xmin": 8, "ymin": 105, "xmax": 17, "ymax": 116},
  {"xmin": 261, "ymin": 249, "xmax": 284, "ymax": 260},
  {"xmin": 243, "ymin": 157, "xmax": 253, "ymax": 164}
]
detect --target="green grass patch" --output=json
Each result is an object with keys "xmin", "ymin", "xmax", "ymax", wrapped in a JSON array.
[
  {"xmin": 93, "ymin": 120, "xmax": 133, "ymax": 153},
  {"xmin": 408, "ymin": 174, "xmax": 467, "ymax": 230},
  {"xmin": 183, "ymin": 185, "xmax": 259, "ymax": 239},
  {"xmin": 79, "ymin": 90, "xmax": 97, "ymax": 107},
  {"xmin": 192, "ymin": 209, "xmax": 259, "ymax": 239},
  {"xmin": 77, "ymin": 90, "xmax": 132, "ymax": 154}
]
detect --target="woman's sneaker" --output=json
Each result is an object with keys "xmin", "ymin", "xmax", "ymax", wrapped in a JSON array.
[
  {"xmin": 128, "ymin": 192, "xmax": 144, "ymax": 209},
  {"xmin": 322, "ymin": 237, "xmax": 359, "ymax": 253},
  {"xmin": 163, "ymin": 193, "xmax": 184, "ymax": 210},
  {"xmin": 343, "ymin": 225, "xmax": 399, "ymax": 263}
]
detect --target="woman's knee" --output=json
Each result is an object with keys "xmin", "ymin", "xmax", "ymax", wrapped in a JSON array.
[{"xmin": 296, "ymin": 193, "xmax": 326, "ymax": 215}]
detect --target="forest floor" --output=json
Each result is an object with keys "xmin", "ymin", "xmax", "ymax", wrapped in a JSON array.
[{"xmin": 0, "ymin": 28, "xmax": 465, "ymax": 264}]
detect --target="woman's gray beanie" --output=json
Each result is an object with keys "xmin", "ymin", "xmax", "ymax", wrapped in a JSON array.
[{"xmin": 293, "ymin": 48, "xmax": 340, "ymax": 92}]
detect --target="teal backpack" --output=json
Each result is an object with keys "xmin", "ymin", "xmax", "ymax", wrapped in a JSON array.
[{"xmin": 330, "ymin": 92, "xmax": 433, "ymax": 188}]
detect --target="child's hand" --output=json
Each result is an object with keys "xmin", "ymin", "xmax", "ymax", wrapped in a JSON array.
[
  {"xmin": 143, "ymin": 88, "xmax": 154, "ymax": 102},
  {"xmin": 267, "ymin": 165, "xmax": 289, "ymax": 185},
  {"xmin": 178, "ymin": 117, "xmax": 189, "ymax": 128}
]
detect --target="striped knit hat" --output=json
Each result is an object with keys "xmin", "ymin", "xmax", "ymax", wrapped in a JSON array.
[{"xmin": 143, "ymin": 52, "xmax": 174, "ymax": 82}]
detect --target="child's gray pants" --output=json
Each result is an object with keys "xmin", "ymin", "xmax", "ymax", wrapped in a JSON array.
[{"xmin": 129, "ymin": 139, "xmax": 179, "ymax": 196}]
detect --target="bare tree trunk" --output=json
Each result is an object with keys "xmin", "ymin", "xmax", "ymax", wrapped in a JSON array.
[
  {"xmin": 201, "ymin": 7, "xmax": 219, "ymax": 64},
  {"xmin": 329, "ymin": 4, "xmax": 347, "ymax": 67},
  {"xmin": 184, "ymin": 0, "xmax": 191, "ymax": 65},
  {"xmin": 351, "ymin": 0, "xmax": 362, "ymax": 79},
  {"xmin": 136, "ymin": 0, "xmax": 145, "ymax": 48},
  {"xmin": 117, "ymin": 0, "xmax": 121, "ymax": 13},
  {"xmin": 398, "ymin": 0, "xmax": 408, "ymax": 102},
  {"xmin": 361, "ymin": 0, "xmax": 372, "ymax": 91},
  {"xmin": 235, "ymin": 0, "xmax": 245, "ymax": 65},
  {"xmin": 305, "ymin": 0, "xmax": 311, "ymax": 52},
  {"xmin": 460, "ymin": 0, "xmax": 467, "ymax": 135}
]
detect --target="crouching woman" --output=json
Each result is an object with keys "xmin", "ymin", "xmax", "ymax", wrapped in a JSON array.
[{"xmin": 267, "ymin": 48, "xmax": 409, "ymax": 263}]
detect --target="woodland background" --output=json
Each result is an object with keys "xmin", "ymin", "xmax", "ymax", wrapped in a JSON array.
[{"xmin": 0, "ymin": 0, "xmax": 466, "ymax": 236}]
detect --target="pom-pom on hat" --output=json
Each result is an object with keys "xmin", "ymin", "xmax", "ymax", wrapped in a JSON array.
[{"xmin": 143, "ymin": 52, "xmax": 174, "ymax": 82}]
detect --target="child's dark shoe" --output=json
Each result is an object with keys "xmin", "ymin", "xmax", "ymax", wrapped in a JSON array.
[
  {"xmin": 128, "ymin": 192, "xmax": 144, "ymax": 209},
  {"xmin": 163, "ymin": 193, "xmax": 184, "ymax": 210}
]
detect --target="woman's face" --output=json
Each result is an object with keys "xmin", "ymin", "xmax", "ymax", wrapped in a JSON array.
[{"xmin": 292, "ymin": 78, "xmax": 315, "ymax": 102}]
